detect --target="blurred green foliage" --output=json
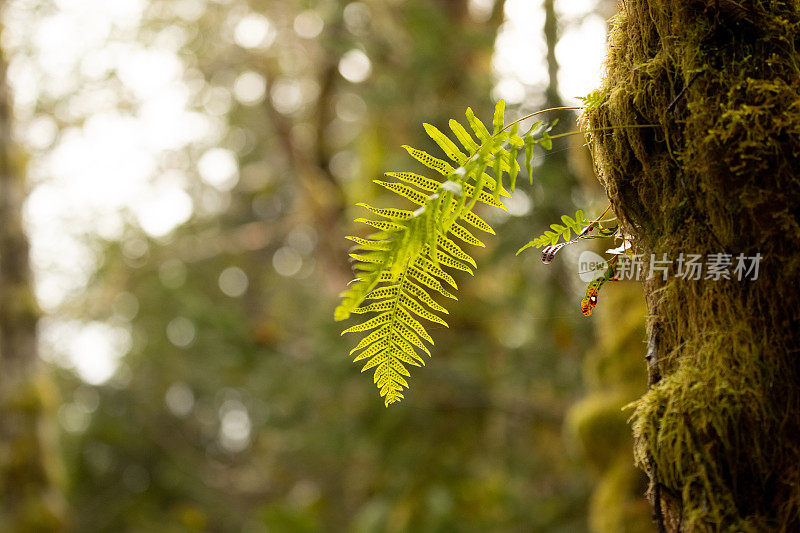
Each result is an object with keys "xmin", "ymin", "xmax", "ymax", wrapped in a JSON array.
[{"xmin": 27, "ymin": 0, "xmax": 630, "ymax": 530}]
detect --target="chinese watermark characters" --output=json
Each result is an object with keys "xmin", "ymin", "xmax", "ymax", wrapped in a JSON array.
[
  {"xmin": 616, "ymin": 253, "xmax": 761, "ymax": 281},
  {"xmin": 578, "ymin": 252, "xmax": 761, "ymax": 282}
]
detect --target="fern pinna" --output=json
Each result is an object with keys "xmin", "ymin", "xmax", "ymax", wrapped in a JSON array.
[{"xmin": 335, "ymin": 101, "xmax": 555, "ymax": 406}]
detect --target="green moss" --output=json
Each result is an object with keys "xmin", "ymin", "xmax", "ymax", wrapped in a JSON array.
[{"xmin": 582, "ymin": 0, "xmax": 800, "ymax": 529}]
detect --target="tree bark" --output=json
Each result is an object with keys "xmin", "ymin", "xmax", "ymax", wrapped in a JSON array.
[
  {"xmin": 0, "ymin": 43, "xmax": 66, "ymax": 530},
  {"xmin": 583, "ymin": 1, "xmax": 800, "ymax": 530}
]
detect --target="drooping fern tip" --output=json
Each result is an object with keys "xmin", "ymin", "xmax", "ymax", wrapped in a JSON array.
[{"xmin": 335, "ymin": 100, "xmax": 561, "ymax": 406}]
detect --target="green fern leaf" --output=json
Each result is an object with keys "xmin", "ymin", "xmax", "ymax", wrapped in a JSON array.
[
  {"xmin": 461, "ymin": 210, "xmax": 494, "ymax": 234},
  {"xmin": 407, "ymin": 265, "xmax": 456, "ymax": 300},
  {"xmin": 354, "ymin": 218, "xmax": 405, "ymax": 233},
  {"xmin": 356, "ymin": 203, "xmax": 412, "ymax": 220},
  {"xmin": 449, "ymin": 119, "xmax": 479, "ymax": 153},
  {"xmin": 342, "ymin": 313, "xmax": 393, "ymax": 334},
  {"xmin": 353, "ymin": 300, "xmax": 396, "ymax": 314},
  {"xmin": 525, "ymin": 138, "xmax": 534, "ymax": 185},
  {"xmin": 403, "ymin": 278, "xmax": 448, "ymax": 313},
  {"xmin": 402, "ymin": 145, "xmax": 454, "ymax": 176},
  {"xmin": 348, "ymin": 252, "xmax": 385, "ymax": 264},
  {"xmin": 540, "ymin": 131, "xmax": 552, "ymax": 150},
  {"xmin": 364, "ymin": 286, "xmax": 400, "ymax": 300},
  {"xmin": 396, "ymin": 307, "xmax": 433, "ymax": 342},
  {"xmin": 435, "ymin": 234, "xmax": 475, "ymax": 267},
  {"xmin": 349, "ymin": 325, "xmax": 390, "ymax": 355},
  {"xmin": 423, "ymin": 123, "xmax": 468, "ymax": 165},
  {"xmin": 391, "ymin": 335, "xmax": 425, "ymax": 365},
  {"xmin": 346, "ymin": 235, "xmax": 391, "ymax": 250},
  {"xmin": 353, "ymin": 339, "xmax": 391, "ymax": 362},
  {"xmin": 492, "ymin": 153, "xmax": 504, "ymax": 200},
  {"xmin": 492, "ymin": 99, "xmax": 505, "ymax": 134},
  {"xmin": 515, "ymin": 209, "xmax": 598, "ymax": 255},
  {"xmin": 386, "ymin": 172, "xmax": 505, "ymax": 209},
  {"xmin": 336, "ymin": 103, "xmax": 558, "ymax": 406},
  {"xmin": 577, "ymin": 89, "xmax": 608, "ymax": 110},
  {"xmin": 431, "ymin": 252, "xmax": 473, "ymax": 274},
  {"xmin": 393, "ymin": 321, "xmax": 431, "ymax": 358},
  {"xmin": 508, "ymin": 147, "xmax": 519, "ymax": 193},
  {"xmin": 449, "ymin": 222, "xmax": 483, "ymax": 247},
  {"xmin": 465, "ymin": 107, "xmax": 491, "ymax": 142},
  {"xmin": 374, "ymin": 181, "xmax": 428, "ymax": 205},
  {"xmin": 400, "ymin": 294, "xmax": 448, "ymax": 326}
]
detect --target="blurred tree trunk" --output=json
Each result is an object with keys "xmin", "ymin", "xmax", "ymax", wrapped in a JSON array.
[
  {"xmin": 565, "ymin": 1, "xmax": 653, "ymax": 531},
  {"xmin": 0, "ymin": 43, "xmax": 66, "ymax": 530},
  {"xmin": 584, "ymin": 1, "xmax": 800, "ymax": 530},
  {"xmin": 542, "ymin": 0, "xmax": 561, "ymax": 109},
  {"xmin": 558, "ymin": 1, "xmax": 652, "ymax": 530}
]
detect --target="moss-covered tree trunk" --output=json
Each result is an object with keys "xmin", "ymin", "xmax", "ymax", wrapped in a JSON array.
[
  {"xmin": 0, "ymin": 43, "xmax": 66, "ymax": 530},
  {"xmin": 583, "ymin": 1, "xmax": 800, "ymax": 530}
]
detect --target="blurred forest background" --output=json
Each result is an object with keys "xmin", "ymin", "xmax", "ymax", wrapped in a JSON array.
[{"xmin": 0, "ymin": 0, "xmax": 654, "ymax": 531}]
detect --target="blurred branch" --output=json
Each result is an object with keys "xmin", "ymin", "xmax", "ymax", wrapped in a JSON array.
[
  {"xmin": 175, "ymin": 220, "xmax": 284, "ymax": 263},
  {"xmin": 313, "ymin": 60, "xmax": 346, "ymax": 209},
  {"xmin": 543, "ymin": 0, "xmax": 563, "ymax": 108},
  {"xmin": 257, "ymin": 25, "xmax": 354, "ymax": 286}
]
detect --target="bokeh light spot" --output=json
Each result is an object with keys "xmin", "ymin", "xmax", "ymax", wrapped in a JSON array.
[
  {"xmin": 198, "ymin": 148, "xmax": 239, "ymax": 191},
  {"xmin": 233, "ymin": 71, "xmax": 266, "ymax": 105},
  {"xmin": 167, "ymin": 317, "xmax": 196, "ymax": 348},
  {"xmin": 234, "ymin": 13, "xmax": 275, "ymax": 49},
  {"xmin": 293, "ymin": 11, "xmax": 324, "ymax": 39},
  {"xmin": 272, "ymin": 247, "xmax": 302, "ymax": 277},
  {"xmin": 338, "ymin": 49, "xmax": 371, "ymax": 83},
  {"xmin": 165, "ymin": 382, "xmax": 195, "ymax": 417},
  {"xmin": 218, "ymin": 266, "xmax": 248, "ymax": 297}
]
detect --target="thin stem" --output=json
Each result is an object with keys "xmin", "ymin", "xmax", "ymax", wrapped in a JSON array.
[
  {"xmin": 578, "ymin": 203, "xmax": 613, "ymax": 238},
  {"xmin": 549, "ymin": 124, "xmax": 659, "ymax": 141},
  {"xmin": 502, "ymin": 105, "xmax": 584, "ymax": 133},
  {"xmin": 594, "ymin": 203, "xmax": 613, "ymax": 223}
]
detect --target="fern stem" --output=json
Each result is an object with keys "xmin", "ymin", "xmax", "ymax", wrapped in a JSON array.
[
  {"xmin": 594, "ymin": 203, "xmax": 613, "ymax": 223},
  {"xmin": 573, "ymin": 204, "xmax": 614, "ymax": 241},
  {"xmin": 549, "ymin": 124, "xmax": 659, "ymax": 141},
  {"xmin": 501, "ymin": 106, "xmax": 584, "ymax": 133}
]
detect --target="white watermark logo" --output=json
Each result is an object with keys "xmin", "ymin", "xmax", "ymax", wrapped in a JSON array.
[{"xmin": 577, "ymin": 251, "xmax": 608, "ymax": 282}]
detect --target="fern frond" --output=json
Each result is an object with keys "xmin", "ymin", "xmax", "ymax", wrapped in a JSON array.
[
  {"xmin": 337, "ymin": 100, "xmax": 556, "ymax": 406},
  {"xmin": 577, "ymin": 89, "xmax": 609, "ymax": 110},
  {"xmin": 516, "ymin": 209, "xmax": 591, "ymax": 255}
]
